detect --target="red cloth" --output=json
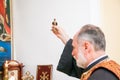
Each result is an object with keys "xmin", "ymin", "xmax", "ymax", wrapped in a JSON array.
[{"xmin": 36, "ymin": 65, "xmax": 53, "ymax": 80}]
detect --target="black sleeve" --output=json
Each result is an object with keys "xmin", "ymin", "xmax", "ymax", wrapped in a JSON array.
[
  {"xmin": 57, "ymin": 39, "xmax": 84, "ymax": 78},
  {"xmin": 88, "ymin": 68, "xmax": 118, "ymax": 80}
]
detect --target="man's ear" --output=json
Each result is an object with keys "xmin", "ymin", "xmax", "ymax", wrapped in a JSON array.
[
  {"xmin": 83, "ymin": 41, "xmax": 91, "ymax": 53},
  {"xmin": 82, "ymin": 41, "xmax": 93, "ymax": 61}
]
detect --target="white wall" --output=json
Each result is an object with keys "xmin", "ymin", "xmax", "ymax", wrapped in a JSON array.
[{"xmin": 12, "ymin": 0, "xmax": 100, "ymax": 80}]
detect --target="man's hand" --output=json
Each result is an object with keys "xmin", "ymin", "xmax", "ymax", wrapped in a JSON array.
[{"xmin": 51, "ymin": 25, "xmax": 70, "ymax": 44}]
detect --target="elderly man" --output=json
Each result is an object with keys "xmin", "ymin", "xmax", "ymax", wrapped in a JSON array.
[{"xmin": 52, "ymin": 23, "xmax": 120, "ymax": 80}]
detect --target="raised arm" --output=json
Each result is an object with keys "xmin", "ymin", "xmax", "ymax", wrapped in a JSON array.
[
  {"xmin": 51, "ymin": 25, "xmax": 84, "ymax": 78},
  {"xmin": 51, "ymin": 25, "xmax": 70, "ymax": 44}
]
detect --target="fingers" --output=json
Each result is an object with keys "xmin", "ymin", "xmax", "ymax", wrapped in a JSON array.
[{"xmin": 51, "ymin": 25, "xmax": 59, "ymax": 34}]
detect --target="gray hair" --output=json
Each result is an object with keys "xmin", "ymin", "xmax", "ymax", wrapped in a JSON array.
[{"xmin": 77, "ymin": 24, "xmax": 106, "ymax": 51}]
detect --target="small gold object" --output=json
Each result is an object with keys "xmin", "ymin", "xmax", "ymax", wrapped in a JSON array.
[
  {"xmin": 52, "ymin": 18, "xmax": 58, "ymax": 26},
  {"xmin": 22, "ymin": 71, "xmax": 34, "ymax": 80},
  {"xmin": 52, "ymin": 19, "xmax": 58, "ymax": 33}
]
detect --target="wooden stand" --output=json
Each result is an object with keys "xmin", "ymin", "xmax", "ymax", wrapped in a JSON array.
[{"xmin": 3, "ymin": 60, "xmax": 24, "ymax": 80}]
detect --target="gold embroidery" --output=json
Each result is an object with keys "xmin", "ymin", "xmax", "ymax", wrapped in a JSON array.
[
  {"xmin": 81, "ymin": 60, "xmax": 120, "ymax": 80},
  {"xmin": 39, "ymin": 72, "xmax": 49, "ymax": 80}
]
